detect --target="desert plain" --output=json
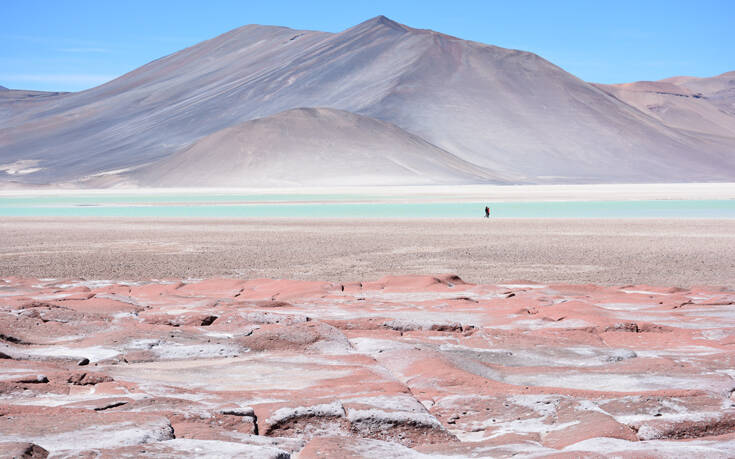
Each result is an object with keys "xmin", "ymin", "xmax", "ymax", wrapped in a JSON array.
[
  {"xmin": 2, "ymin": 8, "xmax": 735, "ymax": 457},
  {"xmin": 0, "ymin": 217, "xmax": 734, "ymax": 287},
  {"xmin": 1, "ymin": 199, "xmax": 735, "ymax": 457}
]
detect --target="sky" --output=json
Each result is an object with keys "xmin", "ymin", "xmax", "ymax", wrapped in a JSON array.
[{"xmin": 1, "ymin": 0, "xmax": 733, "ymax": 92}]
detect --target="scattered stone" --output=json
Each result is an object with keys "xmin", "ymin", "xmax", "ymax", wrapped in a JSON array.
[
  {"xmin": 14, "ymin": 375, "xmax": 49, "ymax": 384},
  {"xmin": 200, "ymin": 315, "xmax": 218, "ymax": 326},
  {"xmin": 221, "ymin": 407, "xmax": 256, "ymax": 417},
  {"xmin": 0, "ymin": 442, "xmax": 49, "ymax": 459},
  {"xmin": 66, "ymin": 372, "xmax": 113, "ymax": 385}
]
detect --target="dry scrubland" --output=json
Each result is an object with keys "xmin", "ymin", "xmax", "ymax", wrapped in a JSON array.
[{"xmin": 0, "ymin": 217, "xmax": 733, "ymax": 287}]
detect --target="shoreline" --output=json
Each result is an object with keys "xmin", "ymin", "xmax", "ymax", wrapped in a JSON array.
[{"xmin": 2, "ymin": 182, "xmax": 735, "ymax": 202}]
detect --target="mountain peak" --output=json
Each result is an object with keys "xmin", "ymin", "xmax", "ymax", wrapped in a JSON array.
[{"xmin": 355, "ymin": 15, "xmax": 411, "ymax": 32}]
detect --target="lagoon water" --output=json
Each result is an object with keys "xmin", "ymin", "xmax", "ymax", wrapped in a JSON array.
[{"xmin": 1, "ymin": 194, "xmax": 734, "ymax": 218}]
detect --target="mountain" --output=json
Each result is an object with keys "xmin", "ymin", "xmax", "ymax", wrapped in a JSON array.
[
  {"xmin": 1, "ymin": 16, "xmax": 734, "ymax": 187},
  {"xmin": 0, "ymin": 85, "xmax": 7, "ymax": 91},
  {"xmin": 124, "ymin": 107, "xmax": 502, "ymax": 187},
  {"xmin": 0, "ymin": 89, "xmax": 69, "ymax": 140},
  {"xmin": 594, "ymin": 78, "xmax": 735, "ymax": 138},
  {"xmin": 662, "ymin": 71, "xmax": 735, "ymax": 116}
]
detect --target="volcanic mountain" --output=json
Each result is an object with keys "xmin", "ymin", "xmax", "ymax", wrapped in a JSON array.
[
  {"xmin": 129, "ymin": 107, "xmax": 502, "ymax": 186},
  {"xmin": 1, "ymin": 16, "xmax": 734, "ymax": 187}
]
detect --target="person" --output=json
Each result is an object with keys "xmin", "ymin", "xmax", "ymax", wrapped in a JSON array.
[{"xmin": 484, "ymin": 206, "xmax": 490, "ymax": 218}]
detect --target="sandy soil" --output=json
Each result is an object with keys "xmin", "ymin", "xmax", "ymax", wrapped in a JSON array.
[{"xmin": 0, "ymin": 217, "xmax": 733, "ymax": 287}]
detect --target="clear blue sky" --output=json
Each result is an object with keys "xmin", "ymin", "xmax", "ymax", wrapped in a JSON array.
[{"xmin": 1, "ymin": 0, "xmax": 733, "ymax": 92}]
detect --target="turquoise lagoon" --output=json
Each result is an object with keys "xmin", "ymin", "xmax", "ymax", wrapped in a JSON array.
[{"xmin": 0, "ymin": 194, "xmax": 734, "ymax": 218}]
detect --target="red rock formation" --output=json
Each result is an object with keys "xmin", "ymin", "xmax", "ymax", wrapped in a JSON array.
[{"xmin": 0, "ymin": 275, "xmax": 734, "ymax": 456}]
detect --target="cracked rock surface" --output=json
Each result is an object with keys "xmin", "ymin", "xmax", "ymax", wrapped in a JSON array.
[{"xmin": 1, "ymin": 275, "xmax": 734, "ymax": 457}]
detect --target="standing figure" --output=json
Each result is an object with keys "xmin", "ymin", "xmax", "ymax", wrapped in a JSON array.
[{"xmin": 484, "ymin": 206, "xmax": 490, "ymax": 218}]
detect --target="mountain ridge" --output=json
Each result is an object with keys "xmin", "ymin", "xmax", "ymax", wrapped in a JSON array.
[
  {"xmin": 595, "ymin": 72, "xmax": 735, "ymax": 139},
  {"xmin": 1, "ymin": 15, "xmax": 734, "ymax": 187}
]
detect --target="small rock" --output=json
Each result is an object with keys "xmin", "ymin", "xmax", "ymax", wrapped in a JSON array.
[
  {"xmin": 16, "ymin": 375, "xmax": 48, "ymax": 384},
  {"xmin": 200, "ymin": 315, "xmax": 218, "ymax": 326},
  {"xmin": 0, "ymin": 442, "xmax": 49, "ymax": 458},
  {"xmin": 67, "ymin": 372, "xmax": 113, "ymax": 385},
  {"xmin": 221, "ymin": 407, "xmax": 255, "ymax": 417}
]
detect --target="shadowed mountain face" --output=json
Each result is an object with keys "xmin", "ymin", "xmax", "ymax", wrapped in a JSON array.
[{"xmin": 1, "ymin": 16, "xmax": 734, "ymax": 187}]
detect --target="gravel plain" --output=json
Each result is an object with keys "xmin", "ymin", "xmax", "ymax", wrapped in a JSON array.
[
  {"xmin": 0, "ymin": 217, "xmax": 735, "ymax": 286},
  {"xmin": 0, "ymin": 217, "xmax": 733, "ymax": 287}
]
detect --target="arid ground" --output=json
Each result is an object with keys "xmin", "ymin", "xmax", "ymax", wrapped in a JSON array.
[
  {"xmin": 2, "ymin": 274, "xmax": 734, "ymax": 457},
  {"xmin": 0, "ymin": 217, "xmax": 733, "ymax": 287},
  {"xmin": 2, "ymin": 216, "xmax": 735, "ymax": 458}
]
